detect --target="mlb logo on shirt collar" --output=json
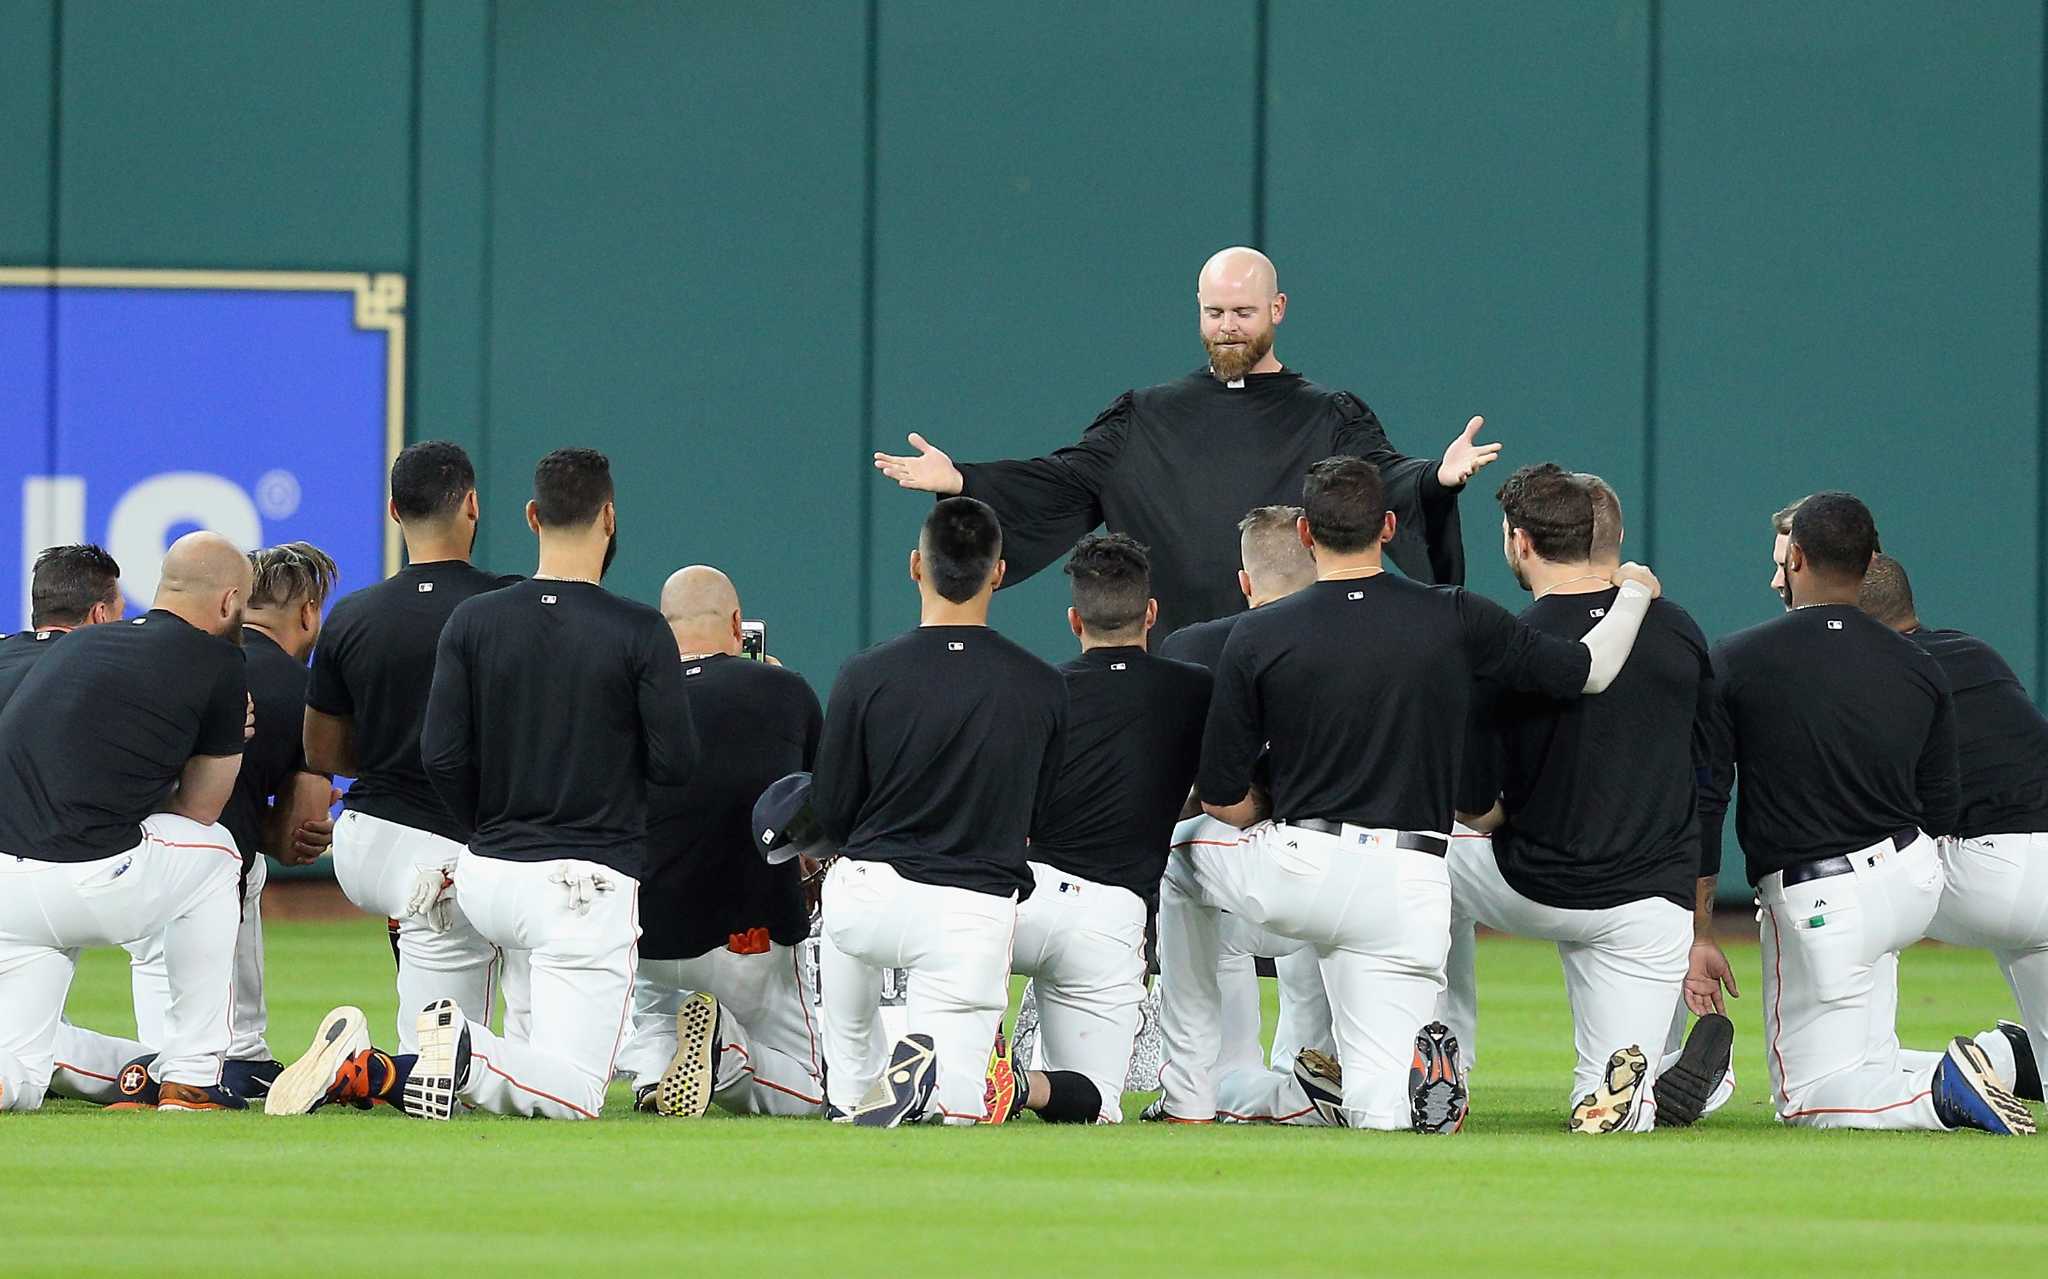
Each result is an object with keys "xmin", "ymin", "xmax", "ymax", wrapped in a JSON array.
[
  {"xmin": 1110, "ymin": 661, "xmax": 1127, "ymax": 671},
  {"xmin": 417, "ymin": 581, "xmax": 435, "ymax": 593},
  {"xmin": 947, "ymin": 641, "xmax": 964, "ymax": 651},
  {"xmin": 542, "ymin": 594, "xmax": 558, "ymax": 605}
]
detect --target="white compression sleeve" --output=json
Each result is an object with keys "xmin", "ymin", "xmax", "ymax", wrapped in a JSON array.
[{"xmin": 1578, "ymin": 582, "xmax": 1653, "ymax": 694}]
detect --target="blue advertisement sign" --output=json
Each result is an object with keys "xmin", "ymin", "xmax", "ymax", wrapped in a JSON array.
[{"xmin": 0, "ymin": 269, "xmax": 404, "ymax": 628}]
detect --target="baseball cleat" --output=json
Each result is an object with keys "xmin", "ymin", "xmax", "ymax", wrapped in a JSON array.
[
  {"xmin": 1409, "ymin": 1021, "xmax": 1468, "ymax": 1134},
  {"xmin": 1654, "ymin": 1013, "xmax": 1735, "ymax": 1128},
  {"xmin": 404, "ymin": 999, "xmax": 472, "ymax": 1122},
  {"xmin": 634, "ymin": 1083, "xmax": 659, "ymax": 1112},
  {"xmin": 156, "ymin": 1082, "xmax": 249, "ymax": 1112},
  {"xmin": 263, "ymin": 1006, "xmax": 370, "ymax": 1116},
  {"xmin": 1293, "ymin": 1049, "xmax": 1348, "ymax": 1128},
  {"xmin": 654, "ymin": 992, "xmax": 720, "ymax": 1118},
  {"xmin": 1570, "ymin": 1045, "xmax": 1651, "ymax": 1134},
  {"xmin": 1932, "ymin": 1036, "xmax": 2036, "ymax": 1135},
  {"xmin": 1139, "ymin": 1097, "xmax": 1214, "ymax": 1124},
  {"xmin": 1995, "ymin": 1021, "xmax": 2042, "ymax": 1102},
  {"xmin": 983, "ymin": 1028, "xmax": 1020, "ymax": 1123},
  {"xmin": 848, "ymin": 1033, "xmax": 937, "ymax": 1128},
  {"xmin": 105, "ymin": 1055, "xmax": 162, "ymax": 1110},
  {"xmin": 221, "ymin": 1057, "xmax": 287, "ymax": 1101}
]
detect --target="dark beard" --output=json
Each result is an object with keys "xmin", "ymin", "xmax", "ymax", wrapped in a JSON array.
[
  {"xmin": 601, "ymin": 530, "xmax": 618, "ymax": 581},
  {"xmin": 225, "ymin": 604, "xmax": 246, "ymax": 647},
  {"xmin": 1205, "ymin": 328, "xmax": 1273, "ymax": 382}
]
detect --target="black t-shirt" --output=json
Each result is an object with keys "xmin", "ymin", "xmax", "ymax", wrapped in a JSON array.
[
  {"xmin": 0, "ymin": 627, "xmax": 67, "ymax": 711},
  {"xmin": 1199, "ymin": 575, "xmax": 1590, "ymax": 832},
  {"xmin": 1485, "ymin": 589, "xmax": 1714, "ymax": 911},
  {"xmin": 1157, "ymin": 614, "xmax": 1238, "ymax": 673},
  {"xmin": 1030, "ymin": 646, "xmax": 1212, "ymax": 899},
  {"xmin": 421, "ymin": 579, "xmax": 699, "ymax": 879},
  {"xmin": 1908, "ymin": 627, "xmax": 2048, "ymax": 839},
  {"xmin": 640, "ymin": 654, "xmax": 822, "ymax": 961},
  {"xmin": 217, "ymin": 629, "xmax": 313, "ymax": 866},
  {"xmin": 1700, "ymin": 605, "xmax": 1959, "ymax": 885},
  {"xmin": 0, "ymin": 610, "xmax": 247, "ymax": 862},
  {"xmin": 308, "ymin": 560, "xmax": 516, "ymax": 843},
  {"xmin": 813, "ymin": 625, "xmax": 1067, "ymax": 898}
]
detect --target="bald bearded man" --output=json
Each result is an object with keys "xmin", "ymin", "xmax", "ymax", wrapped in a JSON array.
[
  {"xmin": 874, "ymin": 247, "xmax": 1499, "ymax": 634},
  {"xmin": 0, "ymin": 533, "xmax": 253, "ymax": 1111}
]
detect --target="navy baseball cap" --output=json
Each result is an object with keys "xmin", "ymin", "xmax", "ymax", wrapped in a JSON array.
[{"xmin": 752, "ymin": 772, "xmax": 835, "ymax": 865}]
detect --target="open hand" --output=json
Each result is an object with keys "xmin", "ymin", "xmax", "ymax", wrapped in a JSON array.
[
  {"xmin": 873, "ymin": 433, "xmax": 964, "ymax": 495},
  {"xmin": 1685, "ymin": 939, "xmax": 1740, "ymax": 1016},
  {"xmin": 1436, "ymin": 416, "xmax": 1502, "ymax": 488}
]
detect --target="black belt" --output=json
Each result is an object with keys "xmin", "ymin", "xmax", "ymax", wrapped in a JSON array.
[
  {"xmin": 1280, "ymin": 818, "xmax": 1447, "ymax": 858},
  {"xmin": 1780, "ymin": 827, "xmax": 1920, "ymax": 887}
]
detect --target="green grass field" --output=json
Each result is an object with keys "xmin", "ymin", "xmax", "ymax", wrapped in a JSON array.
[{"xmin": 6, "ymin": 920, "xmax": 2041, "ymax": 1277}]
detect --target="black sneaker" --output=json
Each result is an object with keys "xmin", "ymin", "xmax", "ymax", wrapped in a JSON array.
[
  {"xmin": 1408, "ymin": 1022, "xmax": 1467, "ymax": 1134},
  {"xmin": 848, "ymin": 1034, "xmax": 937, "ymax": 1128},
  {"xmin": 1655, "ymin": 1013, "xmax": 1735, "ymax": 1128},
  {"xmin": 221, "ymin": 1057, "xmax": 287, "ymax": 1101},
  {"xmin": 1996, "ymin": 1021, "xmax": 2042, "ymax": 1103},
  {"xmin": 404, "ymin": 999, "xmax": 472, "ymax": 1121}
]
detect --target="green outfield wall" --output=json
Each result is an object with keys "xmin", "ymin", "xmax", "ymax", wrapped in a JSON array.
[{"xmin": 4, "ymin": 1, "xmax": 2042, "ymax": 890}]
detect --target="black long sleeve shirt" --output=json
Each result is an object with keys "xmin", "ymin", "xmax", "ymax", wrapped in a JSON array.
[
  {"xmin": 957, "ymin": 370, "xmax": 1462, "ymax": 637},
  {"xmin": 1699, "ymin": 604, "xmax": 1959, "ymax": 885},
  {"xmin": 813, "ymin": 624, "xmax": 1067, "ymax": 899},
  {"xmin": 1199, "ymin": 575, "xmax": 1590, "ymax": 833},
  {"xmin": 219, "ymin": 629, "xmax": 314, "ymax": 865},
  {"xmin": 1486, "ymin": 590, "xmax": 1715, "ymax": 911},
  {"xmin": 1030, "ymin": 646, "xmax": 1212, "ymax": 900},
  {"xmin": 1907, "ymin": 627, "xmax": 2048, "ymax": 839},
  {"xmin": 640, "ymin": 654, "xmax": 822, "ymax": 961},
  {"xmin": 422, "ymin": 579, "xmax": 698, "ymax": 879}
]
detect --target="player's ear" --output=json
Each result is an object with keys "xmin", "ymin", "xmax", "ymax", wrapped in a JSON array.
[
  {"xmin": 1786, "ymin": 541, "xmax": 1806, "ymax": 574},
  {"xmin": 908, "ymin": 548, "xmax": 922, "ymax": 585},
  {"xmin": 1380, "ymin": 511, "xmax": 1397, "ymax": 546},
  {"xmin": 1067, "ymin": 606, "xmax": 1084, "ymax": 639},
  {"xmin": 1295, "ymin": 514, "xmax": 1314, "ymax": 550},
  {"xmin": 464, "ymin": 489, "xmax": 480, "ymax": 522},
  {"xmin": 729, "ymin": 609, "xmax": 743, "ymax": 645},
  {"xmin": 1143, "ymin": 598, "xmax": 1159, "ymax": 632},
  {"xmin": 525, "ymin": 500, "xmax": 542, "ymax": 535},
  {"xmin": 990, "ymin": 558, "xmax": 1007, "ymax": 591},
  {"xmin": 1237, "ymin": 569, "xmax": 1253, "ymax": 603},
  {"xmin": 602, "ymin": 501, "xmax": 617, "ymax": 537},
  {"xmin": 1270, "ymin": 291, "xmax": 1287, "ymax": 325},
  {"xmin": 388, "ymin": 498, "xmax": 402, "ymax": 525}
]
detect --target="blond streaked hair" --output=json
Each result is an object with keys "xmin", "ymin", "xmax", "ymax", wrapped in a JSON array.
[
  {"xmin": 1237, "ymin": 504, "xmax": 1314, "ymax": 597},
  {"xmin": 248, "ymin": 541, "xmax": 339, "ymax": 611}
]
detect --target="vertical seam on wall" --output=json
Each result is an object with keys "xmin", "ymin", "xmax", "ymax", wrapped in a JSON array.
[
  {"xmin": 1641, "ymin": 0, "xmax": 1662, "ymax": 565},
  {"xmin": 2037, "ymin": 0, "xmax": 2047, "ymax": 702},
  {"xmin": 43, "ymin": 0, "xmax": 63, "ymax": 482},
  {"xmin": 857, "ymin": 0, "xmax": 879, "ymax": 648},
  {"xmin": 1252, "ymin": 0, "xmax": 1269, "ymax": 247},
  {"xmin": 405, "ymin": 0, "xmax": 423, "ymax": 445},
  {"xmin": 478, "ymin": 0, "xmax": 498, "ymax": 497}
]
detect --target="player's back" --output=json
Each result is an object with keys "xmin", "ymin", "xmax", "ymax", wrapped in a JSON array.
[
  {"xmin": 1031, "ymin": 646, "xmax": 1210, "ymax": 898},
  {"xmin": 0, "ymin": 611, "xmax": 246, "ymax": 861},
  {"xmin": 641, "ymin": 654, "xmax": 821, "ymax": 961},
  {"xmin": 1710, "ymin": 604, "xmax": 1956, "ymax": 879},
  {"xmin": 1156, "ymin": 613, "xmax": 1237, "ymax": 672},
  {"xmin": 1911, "ymin": 626, "xmax": 2048, "ymax": 839},
  {"xmin": 813, "ymin": 625, "xmax": 1066, "ymax": 898},
  {"xmin": 1490, "ymin": 592, "xmax": 1711, "ymax": 910},
  {"xmin": 309, "ymin": 560, "xmax": 511, "ymax": 842},
  {"xmin": 424, "ymin": 578, "xmax": 693, "ymax": 878}
]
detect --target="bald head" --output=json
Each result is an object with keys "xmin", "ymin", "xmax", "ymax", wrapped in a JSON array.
[
  {"xmin": 1198, "ymin": 247, "xmax": 1286, "ymax": 382},
  {"xmin": 661, "ymin": 565, "xmax": 743, "ymax": 656},
  {"xmin": 1198, "ymin": 246, "xmax": 1278, "ymax": 299},
  {"xmin": 153, "ymin": 531, "xmax": 252, "ymax": 639}
]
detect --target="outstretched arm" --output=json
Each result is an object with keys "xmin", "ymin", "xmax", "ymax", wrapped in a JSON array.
[{"xmin": 1335, "ymin": 398, "xmax": 1498, "ymax": 587}]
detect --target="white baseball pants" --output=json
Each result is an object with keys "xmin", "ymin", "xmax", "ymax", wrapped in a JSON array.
[
  {"xmin": 1438, "ymin": 831, "xmax": 1691, "ymax": 1120},
  {"xmin": 819, "ymin": 858, "xmax": 1016, "ymax": 1124},
  {"xmin": 1010, "ymin": 861, "xmax": 1148, "ymax": 1123},
  {"xmin": 129, "ymin": 850, "xmax": 270, "ymax": 1062},
  {"xmin": 332, "ymin": 809, "xmax": 501, "ymax": 1052},
  {"xmin": 619, "ymin": 942, "xmax": 823, "ymax": 1115},
  {"xmin": 0, "ymin": 816, "xmax": 240, "ymax": 1110},
  {"xmin": 1759, "ymin": 830, "xmax": 1953, "ymax": 1129},
  {"xmin": 451, "ymin": 852, "xmax": 638, "ymax": 1120},
  {"xmin": 1160, "ymin": 817, "xmax": 1451, "ymax": 1130},
  {"xmin": 1926, "ymin": 831, "xmax": 2048, "ymax": 1089}
]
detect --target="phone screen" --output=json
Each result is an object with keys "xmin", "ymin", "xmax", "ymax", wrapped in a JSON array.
[{"xmin": 741, "ymin": 620, "xmax": 767, "ymax": 660}]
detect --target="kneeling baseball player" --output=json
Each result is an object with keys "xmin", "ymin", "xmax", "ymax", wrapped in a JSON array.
[{"xmin": 616, "ymin": 566, "xmax": 827, "ymax": 1118}]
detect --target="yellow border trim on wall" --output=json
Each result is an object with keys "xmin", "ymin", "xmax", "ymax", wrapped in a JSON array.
[{"xmin": 0, "ymin": 266, "xmax": 407, "ymax": 577}]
